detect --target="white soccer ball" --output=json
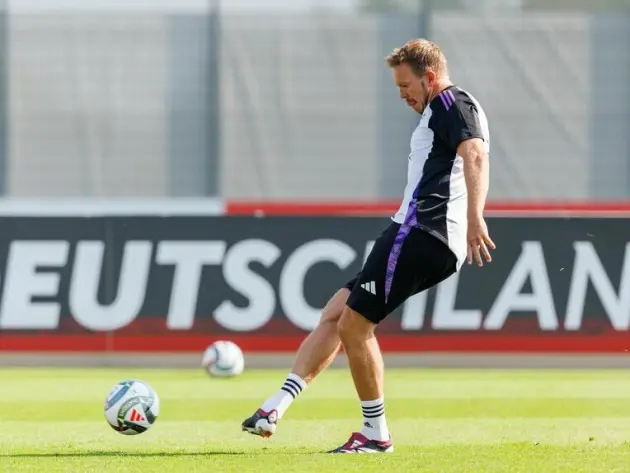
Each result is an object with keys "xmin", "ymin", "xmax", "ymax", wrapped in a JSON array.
[
  {"xmin": 202, "ymin": 340, "xmax": 245, "ymax": 378},
  {"xmin": 104, "ymin": 379, "xmax": 160, "ymax": 435}
]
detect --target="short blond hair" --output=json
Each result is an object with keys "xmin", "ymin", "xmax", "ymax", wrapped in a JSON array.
[{"xmin": 386, "ymin": 39, "xmax": 448, "ymax": 77}]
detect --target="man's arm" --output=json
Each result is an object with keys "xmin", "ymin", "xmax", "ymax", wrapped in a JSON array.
[
  {"xmin": 457, "ymin": 137, "xmax": 489, "ymax": 221},
  {"xmin": 430, "ymin": 90, "xmax": 495, "ymax": 266},
  {"xmin": 457, "ymin": 137, "xmax": 495, "ymax": 266}
]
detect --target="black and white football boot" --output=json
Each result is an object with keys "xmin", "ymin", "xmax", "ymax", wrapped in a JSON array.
[{"xmin": 241, "ymin": 409, "xmax": 278, "ymax": 438}]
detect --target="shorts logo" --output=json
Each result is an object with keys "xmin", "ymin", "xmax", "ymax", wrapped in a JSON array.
[{"xmin": 361, "ymin": 281, "xmax": 376, "ymax": 295}]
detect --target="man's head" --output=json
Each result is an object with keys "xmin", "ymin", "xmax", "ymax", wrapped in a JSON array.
[{"xmin": 386, "ymin": 39, "xmax": 450, "ymax": 113}]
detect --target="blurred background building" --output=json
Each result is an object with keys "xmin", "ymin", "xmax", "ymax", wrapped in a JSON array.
[{"xmin": 3, "ymin": 0, "xmax": 630, "ymax": 201}]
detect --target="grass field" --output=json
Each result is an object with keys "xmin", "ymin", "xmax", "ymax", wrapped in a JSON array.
[{"xmin": 0, "ymin": 366, "xmax": 629, "ymax": 472}]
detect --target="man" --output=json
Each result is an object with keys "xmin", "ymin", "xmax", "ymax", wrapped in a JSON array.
[{"xmin": 241, "ymin": 38, "xmax": 495, "ymax": 453}]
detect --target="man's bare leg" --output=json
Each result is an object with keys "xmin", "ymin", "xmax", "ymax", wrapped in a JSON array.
[
  {"xmin": 290, "ymin": 288, "xmax": 349, "ymax": 382},
  {"xmin": 241, "ymin": 288, "xmax": 349, "ymax": 437},
  {"xmin": 336, "ymin": 307, "xmax": 390, "ymax": 443}
]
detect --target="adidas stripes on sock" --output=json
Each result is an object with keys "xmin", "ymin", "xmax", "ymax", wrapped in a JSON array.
[
  {"xmin": 360, "ymin": 398, "xmax": 390, "ymax": 441},
  {"xmin": 261, "ymin": 373, "xmax": 307, "ymax": 419}
]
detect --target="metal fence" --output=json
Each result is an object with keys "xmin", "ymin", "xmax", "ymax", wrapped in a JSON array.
[{"xmin": 3, "ymin": 0, "xmax": 630, "ymax": 200}]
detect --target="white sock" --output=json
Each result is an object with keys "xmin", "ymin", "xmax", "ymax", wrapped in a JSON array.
[
  {"xmin": 360, "ymin": 398, "xmax": 389, "ymax": 441},
  {"xmin": 260, "ymin": 373, "xmax": 307, "ymax": 419}
]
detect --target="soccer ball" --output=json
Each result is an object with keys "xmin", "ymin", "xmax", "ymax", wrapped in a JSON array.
[
  {"xmin": 104, "ymin": 379, "xmax": 160, "ymax": 435},
  {"xmin": 202, "ymin": 340, "xmax": 245, "ymax": 378}
]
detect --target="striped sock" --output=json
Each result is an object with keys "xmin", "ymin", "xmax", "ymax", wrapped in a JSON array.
[
  {"xmin": 261, "ymin": 373, "xmax": 307, "ymax": 419},
  {"xmin": 360, "ymin": 398, "xmax": 389, "ymax": 441}
]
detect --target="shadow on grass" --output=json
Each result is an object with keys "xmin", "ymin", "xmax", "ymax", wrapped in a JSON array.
[
  {"xmin": 2, "ymin": 451, "xmax": 245, "ymax": 458},
  {"xmin": 2, "ymin": 449, "xmax": 321, "ymax": 458}
]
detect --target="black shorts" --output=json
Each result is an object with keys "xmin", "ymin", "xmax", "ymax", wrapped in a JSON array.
[{"xmin": 344, "ymin": 222, "xmax": 457, "ymax": 324}]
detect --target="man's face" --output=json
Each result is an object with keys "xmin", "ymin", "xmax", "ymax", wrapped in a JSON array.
[{"xmin": 392, "ymin": 63, "xmax": 430, "ymax": 114}]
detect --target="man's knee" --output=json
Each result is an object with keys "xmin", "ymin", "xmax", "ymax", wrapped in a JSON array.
[
  {"xmin": 337, "ymin": 306, "xmax": 375, "ymax": 343},
  {"xmin": 319, "ymin": 288, "xmax": 351, "ymax": 325}
]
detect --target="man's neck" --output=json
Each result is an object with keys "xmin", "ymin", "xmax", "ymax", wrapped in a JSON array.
[{"xmin": 427, "ymin": 79, "xmax": 453, "ymax": 105}]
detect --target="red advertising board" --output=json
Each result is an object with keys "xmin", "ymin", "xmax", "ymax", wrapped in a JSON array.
[{"xmin": 0, "ymin": 199, "xmax": 628, "ymax": 354}]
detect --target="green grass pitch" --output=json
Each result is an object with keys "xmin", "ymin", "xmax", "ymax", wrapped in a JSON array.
[{"xmin": 0, "ymin": 366, "xmax": 629, "ymax": 472}]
